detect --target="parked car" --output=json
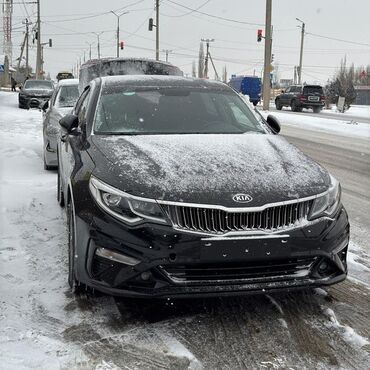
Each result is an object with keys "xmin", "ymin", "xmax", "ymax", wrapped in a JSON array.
[
  {"xmin": 275, "ymin": 85, "xmax": 325, "ymax": 113},
  {"xmin": 228, "ymin": 75, "xmax": 261, "ymax": 106},
  {"xmin": 18, "ymin": 79, "xmax": 54, "ymax": 109},
  {"xmin": 57, "ymin": 75, "xmax": 349, "ymax": 298},
  {"xmin": 79, "ymin": 57, "xmax": 183, "ymax": 93},
  {"xmin": 42, "ymin": 79, "xmax": 79, "ymax": 170}
]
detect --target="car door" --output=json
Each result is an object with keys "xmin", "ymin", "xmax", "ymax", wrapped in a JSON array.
[
  {"xmin": 43, "ymin": 88, "xmax": 58, "ymax": 145},
  {"xmin": 59, "ymin": 87, "xmax": 91, "ymax": 195}
]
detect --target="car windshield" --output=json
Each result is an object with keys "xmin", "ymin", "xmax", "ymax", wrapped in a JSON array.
[
  {"xmin": 24, "ymin": 80, "xmax": 53, "ymax": 90},
  {"xmin": 303, "ymin": 86, "xmax": 323, "ymax": 95},
  {"xmin": 94, "ymin": 86, "xmax": 266, "ymax": 135},
  {"xmin": 55, "ymin": 85, "xmax": 79, "ymax": 108}
]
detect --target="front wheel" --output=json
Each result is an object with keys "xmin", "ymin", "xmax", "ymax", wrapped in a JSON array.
[
  {"xmin": 275, "ymin": 99, "xmax": 282, "ymax": 110},
  {"xmin": 313, "ymin": 106, "xmax": 322, "ymax": 113}
]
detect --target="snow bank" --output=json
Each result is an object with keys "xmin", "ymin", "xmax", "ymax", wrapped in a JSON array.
[
  {"xmin": 322, "ymin": 105, "xmax": 370, "ymax": 120},
  {"xmin": 260, "ymin": 110, "xmax": 370, "ymax": 139}
]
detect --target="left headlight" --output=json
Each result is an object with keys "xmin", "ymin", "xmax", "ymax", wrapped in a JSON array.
[
  {"xmin": 89, "ymin": 176, "xmax": 168, "ymax": 225},
  {"xmin": 308, "ymin": 175, "xmax": 341, "ymax": 220}
]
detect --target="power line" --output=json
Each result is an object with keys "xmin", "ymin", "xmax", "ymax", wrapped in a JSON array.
[
  {"xmin": 161, "ymin": 0, "xmax": 211, "ymax": 18},
  {"xmin": 306, "ymin": 32, "xmax": 370, "ymax": 47},
  {"xmin": 165, "ymin": 0, "xmax": 264, "ymax": 26}
]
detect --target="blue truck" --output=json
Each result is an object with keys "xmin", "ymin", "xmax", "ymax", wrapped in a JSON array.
[{"xmin": 228, "ymin": 75, "xmax": 261, "ymax": 106}]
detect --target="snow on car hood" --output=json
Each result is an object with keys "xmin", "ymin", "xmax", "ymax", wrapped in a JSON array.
[{"xmin": 90, "ymin": 134, "xmax": 330, "ymax": 207}]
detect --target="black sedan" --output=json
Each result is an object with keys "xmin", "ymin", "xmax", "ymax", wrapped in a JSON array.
[
  {"xmin": 57, "ymin": 76, "xmax": 349, "ymax": 298},
  {"xmin": 19, "ymin": 79, "xmax": 54, "ymax": 109}
]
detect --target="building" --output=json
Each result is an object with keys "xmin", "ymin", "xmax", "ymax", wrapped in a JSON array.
[{"xmin": 354, "ymin": 86, "xmax": 370, "ymax": 105}]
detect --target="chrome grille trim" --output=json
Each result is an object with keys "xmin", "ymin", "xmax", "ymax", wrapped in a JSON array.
[{"xmin": 161, "ymin": 199, "xmax": 314, "ymax": 235}]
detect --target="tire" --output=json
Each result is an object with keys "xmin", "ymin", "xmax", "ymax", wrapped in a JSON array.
[
  {"xmin": 275, "ymin": 99, "xmax": 282, "ymax": 110},
  {"xmin": 57, "ymin": 166, "xmax": 65, "ymax": 207},
  {"xmin": 313, "ymin": 107, "xmax": 322, "ymax": 113},
  {"xmin": 67, "ymin": 199, "xmax": 87, "ymax": 294},
  {"xmin": 44, "ymin": 154, "xmax": 56, "ymax": 171},
  {"xmin": 291, "ymin": 100, "xmax": 302, "ymax": 112}
]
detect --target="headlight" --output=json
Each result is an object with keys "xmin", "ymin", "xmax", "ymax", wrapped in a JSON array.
[
  {"xmin": 309, "ymin": 175, "xmax": 341, "ymax": 220},
  {"xmin": 89, "ymin": 176, "xmax": 167, "ymax": 225}
]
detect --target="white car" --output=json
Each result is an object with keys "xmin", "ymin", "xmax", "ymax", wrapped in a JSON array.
[{"xmin": 42, "ymin": 79, "xmax": 79, "ymax": 170}]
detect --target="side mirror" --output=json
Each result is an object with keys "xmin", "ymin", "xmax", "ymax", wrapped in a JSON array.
[
  {"xmin": 281, "ymin": 89, "xmax": 285, "ymax": 93},
  {"xmin": 266, "ymin": 114, "xmax": 281, "ymax": 134},
  {"xmin": 41, "ymin": 100, "xmax": 49, "ymax": 111},
  {"xmin": 59, "ymin": 114, "xmax": 79, "ymax": 133}
]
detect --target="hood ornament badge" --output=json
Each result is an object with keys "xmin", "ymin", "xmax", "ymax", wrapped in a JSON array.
[{"xmin": 232, "ymin": 194, "xmax": 253, "ymax": 203}]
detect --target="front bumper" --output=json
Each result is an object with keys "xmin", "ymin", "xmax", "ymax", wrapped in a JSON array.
[
  {"xmin": 73, "ymin": 197, "xmax": 349, "ymax": 298},
  {"xmin": 19, "ymin": 95, "xmax": 50, "ymax": 108}
]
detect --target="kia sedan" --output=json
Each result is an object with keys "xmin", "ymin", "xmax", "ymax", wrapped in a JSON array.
[
  {"xmin": 42, "ymin": 78, "xmax": 79, "ymax": 170},
  {"xmin": 57, "ymin": 76, "xmax": 349, "ymax": 298}
]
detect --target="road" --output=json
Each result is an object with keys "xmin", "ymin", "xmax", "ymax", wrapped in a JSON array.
[
  {"xmin": 269, "ymin": 105, "xmax": 370, "ymax": 124},
  {"xmin": 1, "ymin": 91, "xmax": 369, "ymax": 370}
]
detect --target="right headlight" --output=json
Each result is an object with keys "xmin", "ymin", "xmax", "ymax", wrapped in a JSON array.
[
  {"xmin": 308, "ymin": 175, "xmax": 341, "ymax": 220},
  {"xmin": 89, "ymin": 176, "xmax": 168, "ymax": 225}
]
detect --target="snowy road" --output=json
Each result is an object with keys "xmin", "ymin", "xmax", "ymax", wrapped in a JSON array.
[{"xmin": 1, "ymin": 91, "xmax": 369, "ymax": 370}]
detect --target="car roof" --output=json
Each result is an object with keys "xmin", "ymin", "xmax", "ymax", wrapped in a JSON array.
[
  {"xmin": 99, "ymin": 75, "xmax": 230, "ymax": 90},
  {"xmin": 57, "ymin": 78, "xmax": 79, "ymax": 87}
]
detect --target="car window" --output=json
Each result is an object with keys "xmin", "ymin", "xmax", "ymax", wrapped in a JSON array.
[
  {"xmin": 303, "ymin": 86, "xmax": 323, "ymax": 95},
  {"xmin": 24, "ymin": 80, "xmax": 54, "ymax": 90},
  {"xmin": 55, "ymin": 85, "xmax": 79, "ymax": 108},
  {"xmin": 285, "ymin": 87, "xmax": 291, "ymax": 93},
  {"xmin": 94, "ymin": 87, "xmax": 266, "ymax": 135},
  {"xmin": 76, "ymin": 89, "xmax": 91, "ymax": 126}
]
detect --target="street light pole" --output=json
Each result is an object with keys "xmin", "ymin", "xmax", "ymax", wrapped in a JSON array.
[
  {"xmin": 155, "ymin": 0, "xmax": 159, "ymax": 60},
  {"xmin": 93, "ymin": 32, "xmax": 104, "ymax": 59},
  {"xmin": 86, "ymin": 42, "xmax": 92, "ymax": 60},
  {"xmin": 262, "ymin": 0, "xmax": 272, "ymax": 110},
  {"xmin": 296, "ymin": 18, "xmax": 305, "ymax": 85},
  {"xmin": 110, "ymin": 11, "xmax": 129, "ymax": 58},
  {"xmin": 35, "ymin": 0, "xmax": 42, "ymax": 79}
]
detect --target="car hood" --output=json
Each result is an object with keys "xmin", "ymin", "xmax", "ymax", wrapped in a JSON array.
[
  {"xmin": 90, "ymin": 134, "xmax": 330, "ymax": 207},
  {"xmin": 22, "ymin": 89, "xmax": 53, "ymax": 96}
]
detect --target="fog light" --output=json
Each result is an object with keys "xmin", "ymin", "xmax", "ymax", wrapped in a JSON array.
[
  {"xmin": 141, "ymin": 271, "xmax": 151, "ymax": 281},
  {"xmin": 318, "ymin": 261, "xmax": 328, "ymax": 272},
  {"xmin": 95, "ymin": 247, "xmax": 140, "ymax": 266}
]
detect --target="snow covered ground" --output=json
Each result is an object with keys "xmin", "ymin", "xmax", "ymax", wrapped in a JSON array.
[
  {"xmin": 1, "ymin": 91, "xmax": 369, "ymax": 369},
  {"xmin": 322, "ymin": 105, "xmax": 370, "ymax": 120},
  {"xmin": 260, "ymin": 110, "xmax": 370, "ymax": 139}
]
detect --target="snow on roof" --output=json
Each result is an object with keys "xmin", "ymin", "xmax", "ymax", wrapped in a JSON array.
[
  {"xmin": 101, "ymin": 74, "xmax": 228, "ymax": 89},
  {"xmin": 57, "ymin": 78, "xmax": 79, "ymax": 86}
]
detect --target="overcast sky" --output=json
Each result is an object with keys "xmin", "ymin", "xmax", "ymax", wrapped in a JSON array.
[{"xmin": 2, "ymin": 0, "xmax": 370, "ymax": 83}]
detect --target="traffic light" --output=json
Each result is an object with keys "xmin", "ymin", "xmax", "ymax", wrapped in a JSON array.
[
  {"xmin": 271, "ymin": 53, "xmax": 274, "ymax": 62},
  {"xmin": 49, "ymin": 39, "xmax": 52, "ymax": 47},
  {"xmin": 257, "ymin": 29, "xmax": 263, "ymax": 42},
  {"xmin": 120, "ymin": 41, "xmax": 124, "ymax": 50},
  {"xmin": 148, "ymin": 18, "xmax": 154, "ymax": 31}
]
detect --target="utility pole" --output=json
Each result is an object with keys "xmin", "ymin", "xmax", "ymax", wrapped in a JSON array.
[
  {"xmin": 110, "ymin": 10, "xmax": 128, "ymax": 58},
  {"xmin": 93, "ymin": 32, "xmax": 104, "ymax": 59},
  {"xmin": 162, "ymin": 49, "xmax": 172, "ymax": 62},
  {"xmin": 155, "ymin": 0, "xmax": 159, "ymax": 60},
  {"xmin": 296, "ymin": 18, "xmax": 305, "ymax": 85},
  {"xmin": 262, "ymin": 0, "xmax": 272, "ymax": 110},
  {"xmin": 201, "ymin": 38, "xmax": 215, "ymax": 79},
  {"xmin": 24, "ymin": 18, "xmax": 29, "ymax": 76},
  {"xmin": 86, "ymin": 42, "xmax": 92, "ymax": 60},
  {"xmin": 35, "ymin": 0, "xmax": 42, "ymax": 79}
]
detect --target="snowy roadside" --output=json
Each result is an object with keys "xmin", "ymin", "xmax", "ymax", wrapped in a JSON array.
[
  {"xmin": 321, "ymin": 105, "xmax": 370, "ymax": 120},
  {"xmin": 260, "ymin": 110, "xmax": 370, "ymax": 139}
]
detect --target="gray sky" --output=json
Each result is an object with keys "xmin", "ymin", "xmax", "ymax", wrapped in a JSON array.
[{"xmin": 2, "ymin": 0, "xmax": 370, "ymax": 83}]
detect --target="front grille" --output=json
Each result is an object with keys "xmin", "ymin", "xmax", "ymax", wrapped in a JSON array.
[
  {"xmin": 161, "ymin": 200, "xmax": 313, "ymax": 234},
  {"xmin": 160, "ymin": 257, "xmax": 317, "ymax": 284}
]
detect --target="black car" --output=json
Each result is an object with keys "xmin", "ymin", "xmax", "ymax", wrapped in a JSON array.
[
  {"xmin": 57, "ymin": 76, "xmax": 349, "ymax": 298},
  {"xmin": 18, "ymin": 79, "xmax": 54, "ymax": 109},
  {"xmin": 275, "ymin": 85, "xmax": 325, "ymax": 113}
]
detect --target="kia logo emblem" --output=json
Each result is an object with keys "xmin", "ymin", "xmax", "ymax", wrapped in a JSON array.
[{"xmin": 232, "ymin": 194, "xmax": 253, "ymax": 203}]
